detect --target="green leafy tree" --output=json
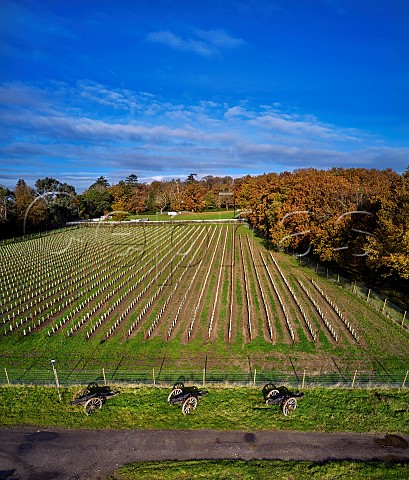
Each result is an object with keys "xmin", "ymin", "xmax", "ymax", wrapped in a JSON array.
[
  {"xmin": 186, "ymin": 173, "xmax": 197, "ymax": 183},
  {"xmin": 89, "ymin": 176, "xmax": 110, "ymax": 190},
  {"xmin": 0, "ymin": 186, "xmax": 14, "ymax": 223},
  {"xmin": 35, "ymin": 177, "xmax": 78, "ymax": 226},
  {"xmin": 125, "ymin": 174, "xmax": 138, "ymax": 186},
  {"xmin": 79, "ymin": 177, "xmax": 112, "ymax": 218}
]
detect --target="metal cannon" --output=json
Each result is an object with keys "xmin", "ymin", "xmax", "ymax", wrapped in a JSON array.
[
  {"xmin": 70, "ymin": 382, "xmax": 119, "ymax": 415},
  {"xmin": 262, "ymin": 383, "xmax": 304, "ymax": 416},
  {"xmin": 167, "ymin": 382, "xmax": 208, "ymax": 414}
]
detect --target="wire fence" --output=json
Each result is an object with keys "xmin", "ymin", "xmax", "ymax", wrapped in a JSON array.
[
  {"xmin": 2, "ymin": 357, "xmax": 408, "ymax": 390},
  {"xmin": 0, "ymin": 225, "xmax": 81, "ymax": 245},
  {"xmin": 297, "ymin": 258, "xmax": 408, "ymax": 331}
]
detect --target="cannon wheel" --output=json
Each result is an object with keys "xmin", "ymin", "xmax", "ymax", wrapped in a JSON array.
[
  {"xmin": 182, "ymin": 396, "xmax": 198, "ymax": 415},
  {"xmin": 282, "ymin": 397, "xmax": 297, "ymax": 416},
  {"xmin": 72, "ymin": 386, "xmax": 90, "ymax": 402},
  {"xmin": 262, "ymin": 383, "xmax": 276, "ymax": 399},
  {"xmin": 173, "ymin": 382, "xmax": 184, "ymax": 390},
  {"xmin": 263, "ymin": 383, "xmax": 276, "ymax": 392},
  {"xmin": 167, "ymin": 388, "xmax": 183, "ymax": 403},
  {"xmin": 84, "ymin": 397, "xmax": 103, "ymax": 415},
  {"xmin": 266, "ymin": 388, "xmax": 280, "ymax": 402},
  {"xmin": 87, "ymin": 382, "xmax": 99, "ymax": 390}
]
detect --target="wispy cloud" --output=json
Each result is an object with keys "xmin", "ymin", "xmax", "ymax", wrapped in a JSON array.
[
  {"xmin": 146, "ymin": 28, "xmax": 245, "ymax": 57},
  {"xmin": 0, "ymin": 80, "xmax": 407, "ymax": 191},
  {"xmin": 0, "ymin": 0, "xmax": 75, "ymax": 43},
  {"xmin": 146, "ymin": 30, "xmax": 216, "ymax": 57},
  {"xmin": 249, "ymin": 113, "xmax": 365, "ymax": 142},
  {"xmin": 76, "ymin": 80, "xmax": 141, "ymax": 112},
  {"xmin": 195, "ymin": 29, "xmax": 245, "ymax": 49}
]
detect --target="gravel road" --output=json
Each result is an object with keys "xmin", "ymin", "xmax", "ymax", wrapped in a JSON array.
[{"xmin": 1, "ymin": 427, "xmax": 408, "ymax": 480}]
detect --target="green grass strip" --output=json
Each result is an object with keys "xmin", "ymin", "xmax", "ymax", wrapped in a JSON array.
[
  {"xmin": 1, "ymin": 385, "xmax": 408, "ymax": 434},
  {"xmin": 108, "ymin": 459, "xmax": 409, "ymax": 480}
]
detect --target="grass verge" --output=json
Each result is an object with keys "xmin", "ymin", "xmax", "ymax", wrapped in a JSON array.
[
  {"xmin": 107, "ymin": 459, "xmax": 409, "ymax": 480},
  {"xmin": 0, "ymin": 385, "xmax": 408, "ymax": 433}
]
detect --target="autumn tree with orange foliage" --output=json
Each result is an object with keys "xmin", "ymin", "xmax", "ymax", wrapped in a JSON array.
[
  {"xmin": 3, "ymin": 168, "xmax": 407, "ymax": 290},
  {"xmin": 235, "ymin": 167, "xmax": 408, "ymax": 285},
  {"xmin": 365, "ymin": 167, "xmax": 409, "ymax": 280}
]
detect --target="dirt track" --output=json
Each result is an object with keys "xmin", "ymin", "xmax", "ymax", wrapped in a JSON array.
[{"xmin": 1, "ymin": 427, "xmax": 408, "ymax": 480}]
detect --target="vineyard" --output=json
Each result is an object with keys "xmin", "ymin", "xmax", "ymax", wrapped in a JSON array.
[{"xmin": 1, "ymin": 222, "xmax": 408, "ymax": 381}]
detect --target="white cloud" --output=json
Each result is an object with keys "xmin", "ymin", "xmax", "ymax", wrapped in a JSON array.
[
  {"xmin": 146, "ymin": 27, "xmax": 245, "ymax": 57},
  {"xmin": 195, "ymin": 29, "xmax": 245, "ymax": 49},
  {"xmin": 75, "ymin": 80, "xmax": 141, "ymax": 112},
  {"xmin": 249, "ymin": 113, "xmax": 364, "ymax": 142},
  {"xmin": 224, "ymin": 105, "xmax": 252, "ymax": 119},
  {"xmin": 1, "ymin": 80, "xmax": 407, "ymax": 192},
  {"xmin": 146, "ymin": 31, "xmax": 216, "ymax": 57}
]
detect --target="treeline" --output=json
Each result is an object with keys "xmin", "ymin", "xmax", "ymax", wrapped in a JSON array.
[
  {"xmin": 1, "ymin": 167, "xmax": 408, "ymax": 285},
  {"xmin": 235, "ymin": 167, "xmax": 409, "ymax": 287},
  {"xmin": 0, "ymin": 173, "xmax": 236, "ymax": 236}
]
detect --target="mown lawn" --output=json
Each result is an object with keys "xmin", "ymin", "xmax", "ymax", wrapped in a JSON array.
[{"xmin": 129, "ymin": 210, "xmax": 236, "ymax": 221}]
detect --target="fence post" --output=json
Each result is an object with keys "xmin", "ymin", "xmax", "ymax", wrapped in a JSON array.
[
  {"xmin": 203, "ymin": 368, "xmax": 206, "ymax": 387},
  {"xmin": 351, "ymin": 370, "xmax": 357, "ymax": 389},
  {"xmin": 50, "ymin": 359, "xmax": 62, "ymax": 401},
  {"xmin": 102, "ymin": 368, "xmax": 106, "ymax": 386},
  {"xmin": 366, "ymin": 289, "xmax": 371, "ymax": 302},
  {"xmin": 153, "ymin": 368, "xmax": 156, "ymax": 386},
  {"xmin": 253, "ymin": 368, "xmax": 257, "ymax": 386},
  {"xmin": 382, "ymin": 298, "xmax": 387, "ymax": 314},
  {"xmin": 402, "ymin": 311, "xmax": 407, "ymax": 327},
  {"xmin": 402, "ymin": 371, "xmax": 409, "ymax": 389},
  {"xmin": 302, "ymin": 368, "xmax": 306, "ymax": 389},
  {"xmin": 4, "ymin": 367, "xmax": 10, "ymax": 385}
]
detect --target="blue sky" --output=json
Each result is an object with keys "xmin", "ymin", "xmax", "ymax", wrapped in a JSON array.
[{"xmin": 1, "ymin": 0, "xmax": 408, "ymax": 192}]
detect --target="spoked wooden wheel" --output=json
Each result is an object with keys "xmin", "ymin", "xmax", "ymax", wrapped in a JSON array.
[
  {"xmin": 173, "ymin": 382, "xmax": 184, "ymax": 390},
  {"xmin": 266, "ymin": 389, "xmax": 280, "ymax": 402},
  {"xmin": 167, "ymin": 388, "xmax": 183, "ymax": 403},
  {"xmin": 282, "ymin": 397, "xmax": 297, "ymax": 416},
  {"xmin": 263, "ymin": 383, "xmax": 276, "ymax": 392},
  {"xmin": 182, "ymin": 396, "xmax": 198, "ymax": 415},
  {"xmin": 84, "ymin": 397, "xmax": 103, "ymax": 415},
  {"xmin": 72, "ymin": 387, "xmax": 90, "ymax": 402}
]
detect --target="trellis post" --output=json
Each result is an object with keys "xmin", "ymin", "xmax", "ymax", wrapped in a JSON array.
[
  {"xmin": 4, "ymin": 367, "xmax": 10, "ymax": 385},
  {"xmin": 302, "ymin": 368, "xmax": 306, "ymax": 389},
  {"xmin": 152, "ymin": 368, "xmax": 156, "ymax": 386},
  {"xmin": 366, "ymin": 289, "xmax": 371, "ymax": 302},
  {"xmin": 253, "ymin": 368, "xmax": 257, "ymax": 386},
  {"xmin": 402, "ymin": 311, "xmax": 407, "ymax": 327},
  {"xmin": 102, "ymin": 368, "xmax": 106, "ymax": 386}
]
